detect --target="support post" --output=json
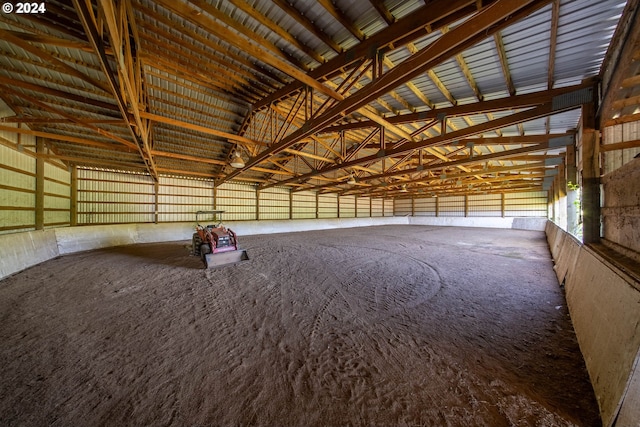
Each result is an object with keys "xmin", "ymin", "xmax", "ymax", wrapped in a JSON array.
[
  {"xmin": 501, "ymin": 193, "xmax": 506, "ymax": 218},
  {"xmin": 581, "ymin": 103, "xmax": 601, "ymax": 244},
  {"xmin": 154, "ymin": 181, "xmax": 159, "ymax": 224},
  {"xmin": 464, "ymin": 195, "xmax": 469, "ymax": 217},
  {"xmin": 35, "ymin": 137, "xmax": 45, "ymax": 230},
  {"xmin": 70, "ymin": 165, "xmax": 77, "ymax": 226}
]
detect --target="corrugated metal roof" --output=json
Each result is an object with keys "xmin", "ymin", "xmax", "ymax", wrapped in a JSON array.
[{"xmin": 0, "ymin": 0, "xmax": 631, "ymax": 198}]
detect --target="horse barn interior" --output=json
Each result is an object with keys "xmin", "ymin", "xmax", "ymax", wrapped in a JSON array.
[{"xmin": 1, "ymin": 0, "xmax": 640, "ymax": 425}]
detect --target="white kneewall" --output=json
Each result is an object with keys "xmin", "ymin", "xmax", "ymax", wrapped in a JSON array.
[
  {"xmin": 0, "ymin": 216, "xmax": 546, "ymax": 281},
  {"xmin": 546, "ymin": 221, "xmax": 640, "ymax": 427},
  {"xmin": 0, "ymin": 230, "xmax": 60, "ymax": 279}
]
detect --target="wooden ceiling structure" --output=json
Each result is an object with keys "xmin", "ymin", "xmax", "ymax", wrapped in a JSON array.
[{"xmin": 0, "ymin": 0, "xmax": 634, "ymax": 199}]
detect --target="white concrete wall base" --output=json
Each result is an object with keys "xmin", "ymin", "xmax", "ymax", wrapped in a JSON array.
[
  {"xmin": 1, "ymin": 216, "xmax": 545, "ymax": 281},
  {"xmin": 546, "ymin": 221, "xmax": 640, "ymax": 427},
  {"xmin": 0, "ymin": 230, "xmax": 59, "ymax": 279}
]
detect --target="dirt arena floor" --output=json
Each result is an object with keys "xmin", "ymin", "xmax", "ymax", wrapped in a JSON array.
[{"xmin": 0, "ymin": 225, "xmax": 600, "ymax": 427}]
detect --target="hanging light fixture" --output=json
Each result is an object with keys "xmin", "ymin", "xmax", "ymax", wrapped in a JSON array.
[
  {"xmin": 347, "ymin": 174, "xmax": 356, "ymax": 184},
  {"xmin": 400, "ymin": 184, "xmax": 408, "ymax": 193},
  {"xmin": 230, "ymin": 150, "xmax": 245, "ymax": 168}
]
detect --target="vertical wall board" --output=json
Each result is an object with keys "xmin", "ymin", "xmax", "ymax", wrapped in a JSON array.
[
  {"xmin": 339, "ymin": 195, "xmax": 356, "ymax": 218},
  {"xmin": 292, "ymin": 191, "xmax": 316, "ymax": 219},
  {"xmin": 356, "ymin": 197, "xmax": 370, "ymax": 217},
  {"xmin": 318, "ymin": 193, "xmax": 338, "ymax": 218},
  {"xmin": 216, "ymin": 181, "xmax": 256, "ymax": 221},
  {"xmin": 413, "ymin": 197, "xmax": 437, "ymax": 217},
  {"xmin": 602, "ymin": 120, "xmax": 640, "ymax": 175},
  {"xmin": 438, "ymin": 196, "xmax": 465, "ymax": 217},
  {"xmin": 468, "ymin": 194, "xmax": 502, "ymax": 217},
  {"xmin": 601, "ymin": 157, "xmax": 640, "ymax": 254},
  {"xmin": 394, "ymin": 198, "xmax": 412, "ymax": 216},
  {"xmin": 258, "ymin": 187, "xmax": 289, "ymax": 220},
  {"xmin": 371, "ymin": 198, "xmax": 383, "ymax": 217}
]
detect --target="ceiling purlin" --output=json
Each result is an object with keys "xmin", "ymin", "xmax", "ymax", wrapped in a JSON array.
[
  {"xmin": 227, "ymin": 0, "xmax": 327, "ymax": 65},
  {"xmin": 186, "ymin": 0, "xmax": 311, "ymax": 72},
  {"xmin": 367, "ymin": 0, "xmax": 395, "ymax": 25},
  {"xmin": 317, "ymin": 0, "xmax": 365, "ymax": 42},
  {"xmin": 0, "ymin": 28, "xmax": 111, "ymax": 94},
  {"xmin": 546, "ymin": 0, "xmax": 560, "ymax": 134},
  {"xmin": 73, "ymin": 0, "xmax": 159, "ymax": 180},
  {"xmin": 271, "ymin": 0, "xmax": 342, "ymax": 54},
  {"xmin": 0, "ymin": 85, "xmax": 139, "ymax": 150},
  {"xmin": 222, "ymin": 0, "xmax": 552, "ymax": 186},
  {"xmin": 253, "ymin": 0, "xmax": 482, "ymax": 111},
  {"xmin": 135, "ymin": 2, "xmax": 288, "ymax": 93}
]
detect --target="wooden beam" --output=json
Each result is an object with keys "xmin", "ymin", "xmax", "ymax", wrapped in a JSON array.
[
  {"xmin": 222, "ymin": 0, "xmax": 549, "ymax": 185},
  {"xmin": 139, "ymin": 111, "xmax": 265, "ymax": 148},
  {"xmin": 73, "ymin": 0, "xmax": 159, "ymax": 180},
  {"xmin": 254, "ymin": 0, "xmax": 481, "ymax": 110},
  {"xmin": 494, "ymin": 32, "xmax": 516, "ymax": 96}
]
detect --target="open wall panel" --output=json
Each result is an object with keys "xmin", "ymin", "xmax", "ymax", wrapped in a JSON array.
[
  {"xmin": 216, "ymin": 182, "xmax": 256, "ymax": 221},
  {"xmin": 158, "ymin": 176, "xmax": 214, "ymax": 223},
  {"xmin": 259, "ymin": 187, "xmax": 289, "ymax": 220},
  {"xmin": 292, "ymin": 191, "xmax": 316, "ymax": 219},
  {"xmin": 318, "ymin": 193, "xmax": 338, "ymax": 218},
  {"xmin": 77, "ymin": 169, "xmax": 155, "ymax": 224}
]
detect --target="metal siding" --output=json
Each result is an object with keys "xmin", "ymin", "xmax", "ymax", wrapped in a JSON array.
[
  {"xmin": 318, "ymin": 193, "xmax": 338, "ymax": 219},
  {"xmin": 414, "ymin": 197, "xmax": 436, "ymax": 217},
  {"xmin": 292, "ymin": 191, "xmax": 316, "ymax": 219},
  {"xmin": 356, "ymin": 197, "xmax": 370, "ymax": 217},
  {"xmin": 77, "ymin": 169, "xmax": 155, "ymax": 224},
  {"xmin": 44, "ymin": 163, "xmax": 71, "ymax": 228},
  {"xmin": 468, "ymin": 193, "xmax": 502, "ymax": 217},
  {"xmin": 370, "ymin": 198, "xmax": 383, "ymax": 217},
  {"xmin": 259, "ymin": 187, "xmax": 289, "ymax": 220},
  {"xmin": 158, "ymin": 176, "xmax": 215, "ymax": 223},
  {"xmin": 438, "ymin": 195, "xmax": 465, "ymax": 217},
  {"xmin": 339, "ymin": 195, "xmax": 356, "ymax": 218},
  {"xmin": 216, "ymin": 182, "xmax": 257, "ymax": 221},
  {"xmin": 0, "ymin": 144, "xmax": 35, "ymax": 233},
  {"xmin": 394, "ymin": 198, "xmax": 412, "ymax": 216}
]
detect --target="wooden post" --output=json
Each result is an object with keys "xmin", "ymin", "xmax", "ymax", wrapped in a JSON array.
[
  {"xmin": 154, "ymin": 181, "xmax": 159, "ymax": 224},
  {"xmin": 501, "ymin": 193, "xmax": 506, "ymax": 218},
  {"xmin": 35, "ymin": 137, "xmax": 45, "ymax": 230},
  {"xmin": 581, "ymin": 102, "xmax": 601, "ymax": 244},
  {"xmin": 464, "ymin": 195, "xmax": 469, "ymax": 217},
  {"xmin": 256, "ymin": 189, "xmax": 260, "ymax": 221},
  {"xmin": 70, "ymin": 165, "xmax": 77, "ymax": 226},
  {"xmin": 289, "ymin": 189, "xmax": 293, "ymax": 219},
  {"xmin": 435, "ymin": 196, "xmax": 440, "ymax": 217}
]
